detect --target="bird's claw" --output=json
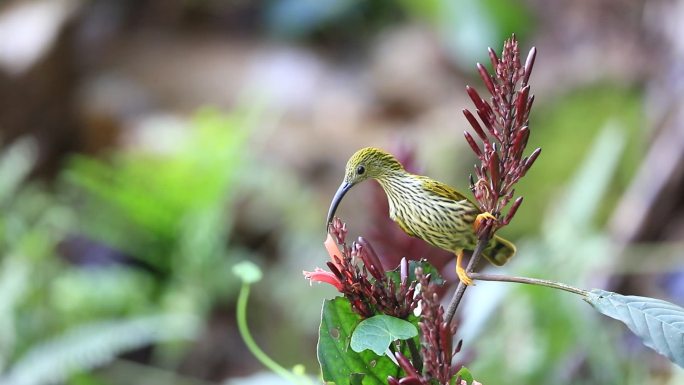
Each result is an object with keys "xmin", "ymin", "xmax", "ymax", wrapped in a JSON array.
[
  {"xmin": 455, "ymin": 250, "xmax": 475, "ymax": 286},
  {"xmin": 474, "ymin": 211, "xmax": 496, "ymax": 232},
  {"xmin": 457, "ymin": 265, "xmax": 474, "ymax": 286}
]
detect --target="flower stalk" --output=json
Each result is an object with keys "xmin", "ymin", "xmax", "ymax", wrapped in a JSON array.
[{"xmin": 445, "ymin": 35, "xmax": 540, "ymax": 326}]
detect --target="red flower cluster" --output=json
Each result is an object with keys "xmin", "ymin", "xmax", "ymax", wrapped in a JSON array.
[
  {"xmin": 303, "ymin": 218, "xmax": 419, "ymax": 318},
  {"xmin": 462, "ymin": 35, "xmax": 540, "ymax": 236},
  {"xmin": 389, "ymin": 270, "xmax": 463, "ymax": 385}
]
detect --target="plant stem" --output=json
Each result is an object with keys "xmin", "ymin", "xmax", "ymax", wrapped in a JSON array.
[
  {"xmin": 237, "ymin": 283, "xmax": 312, "ymax": 385},
  {"xmin": 469, "ymin": 273, "xmax": 589, "ymax": 296},
  {"xmin": 406, "ymin": 338, "xmax": 423, "ymax": 373},
  {"xmin": 444, "ymin": 236, "xmax": 489, "ymax": 325}
]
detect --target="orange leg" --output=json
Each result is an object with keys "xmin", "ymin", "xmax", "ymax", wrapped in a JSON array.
[{"xmin": 456, "ymin": 250, "xmax": 474, "ymax": 286}]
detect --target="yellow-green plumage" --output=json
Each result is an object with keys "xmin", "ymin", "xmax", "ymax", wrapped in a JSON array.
[{"xmin": 327, "ymin": 147, "xmax": 515, "ymax": 267}]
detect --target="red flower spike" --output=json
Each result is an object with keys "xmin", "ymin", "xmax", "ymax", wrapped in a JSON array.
[
  {"xmin": 461, "ymin": 35, "xmax": 539, "ymax": 233},
  {"xmin": 463, "ymin": 109, "xmax": 488, "ymax": 142},
  {"xmin": 388, "ymin": 377, "xmax": 401, "ymax": 385},
  {"xmin": 464, "ymin": 131, "xmax": 483, "ymax": 157},
  {"xmin": 477, "ymin": 63, "xmax": 496, "ymax": 97}
]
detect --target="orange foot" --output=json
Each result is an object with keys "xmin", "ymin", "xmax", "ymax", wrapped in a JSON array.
[
  {"xmin": 474, "ymin": 211, "xmax": 496, "ymax": 232},
  {"xmin": 456, "ymin": 250, "xmax": 474, "ymax": 286}
]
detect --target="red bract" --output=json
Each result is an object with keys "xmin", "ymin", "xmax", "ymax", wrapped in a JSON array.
[{"xmin": 463, "ymin": 35, "xmax": 540, "ymax": 235}]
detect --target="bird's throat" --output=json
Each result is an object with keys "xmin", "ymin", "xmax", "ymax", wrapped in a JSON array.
[{"xmin": 375, "ymin": 171, "xmax": 417, "ymax": 221}]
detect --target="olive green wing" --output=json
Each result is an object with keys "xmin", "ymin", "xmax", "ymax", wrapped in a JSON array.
[{"xmin": 419, "ymin": 177, "xmax": 479, "ymax": 208}]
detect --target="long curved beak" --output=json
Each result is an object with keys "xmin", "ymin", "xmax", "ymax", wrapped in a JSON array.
[{"xmin": 326, "ymin": 181, "xmax": 352, "ymax": 230}]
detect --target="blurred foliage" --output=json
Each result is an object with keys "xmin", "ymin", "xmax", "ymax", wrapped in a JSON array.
[
  {"xmin": 264, "ymin": 0, "xmax": 533, "ymax": 66},
  {"xmin": 64, "ymin": 108, "xmax": 249, "ymax": 278},
  {"xmin": 0, "ymin": 108, "xmax": 269, "ymax": 384},
  {"xmin": 508, "ymin": 84, "xmax": 645, "ymax": 239}
]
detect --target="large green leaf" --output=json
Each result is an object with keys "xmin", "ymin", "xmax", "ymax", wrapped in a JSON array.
[
  {"xmin": 318, "ymin": 298, "xmax": 401, "ymax": 385},
  {"xmin": 350, "ymin": 315, "xmax": 417, "ymax": 355},
  {"xmin": 585, "ymin": 289, "xmax": 684, "ymax": 367}
]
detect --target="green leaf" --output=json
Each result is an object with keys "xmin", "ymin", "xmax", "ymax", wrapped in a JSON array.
[
  {"xmin": 454, "ymin": 366, "xmax": 473, "ymax": 385},
  {"xmin": 386, "ymin": 259, "xmax": 444, "ymax": 286},
  {"xmin": 318, "ymin": 298, "xmax": 401, "ymax": 385},
  {"xmin": 350, "ymin": 315, "xmax": 418, "ymax": 355},
  {"xmin": 585, "ymin": 289, "xmax": 684, "ymax": 368},
  {"xmin": 349, "ymin": 373, "xmax": 365, "ymax": 385}
]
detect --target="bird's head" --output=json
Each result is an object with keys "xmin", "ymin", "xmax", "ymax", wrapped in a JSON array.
[{"xmin": 326, "ymin": 147, "xmax": 404, "ymax": 229}]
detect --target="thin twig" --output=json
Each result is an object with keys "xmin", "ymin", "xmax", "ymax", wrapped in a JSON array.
[
  {"xmin": 444, "ymin": 236, "xmax": 490, "ymax": 325},
  {"xmin": 470, "ymin": 272, "xmax": 589, "ymax": 296}
]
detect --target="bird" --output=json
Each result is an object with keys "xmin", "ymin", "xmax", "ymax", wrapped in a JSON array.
[{"xmin": 326, "ymin": 147, "xmax": 516, "ymax": 285}]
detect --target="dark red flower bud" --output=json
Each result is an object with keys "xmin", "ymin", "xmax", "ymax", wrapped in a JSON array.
[
  {"xmin": 395, "ymin": 352, "xmax": 420, "ymax": 378},
  {"xmin": 465, "ymin": 85, "xmax": 486, "ymax": 113},
  {"xmin": 463, "ymin": 109, "xmax": 487, "ymax": 141},
  {"xmin": 488, "ymin": 47, "xmax": 499, "ymax": 69},
  {"xmin": 464, "ymin": 131, "xmax": 483, "ymax": 158},
  {"xmin": 515, "ymin": 85, "xmax": 530, "ymax": 127},
  {"xmin": 477, "ymin": 63, "xmax": 496, "ymax": 98},
  {"xmin": 504, "ymin": 196, "xmax": 524, "ymax": 225},
  {"xmin": 523, "ymin": 148, "xmax": 541, "ymax": 175}
]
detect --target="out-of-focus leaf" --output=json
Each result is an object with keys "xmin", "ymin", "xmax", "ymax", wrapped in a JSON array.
[
  {"xmin": 0, "ymin": 313, "xmax": 200, "ymax": 385},
  {"xmin": 397, "ymin": 0, "xmax": 441, "ymax": 23},
  {"xmin": 585, "ymin": 289, "xmax": 684, "ymax": 368},
  {"xmin": 318, "ymin": 298, "xmax": 400, "ymax": 385},
  {"xmin": 265, "ymin": 0, "xmax": 360, "ymax": 37},
  {"xmin": 0, "ymin": 138, "xmax": 37, "ymax": 203},
  {"xmin": 350, "ymin": 315, "xmax": 417, "ymax": 355}
]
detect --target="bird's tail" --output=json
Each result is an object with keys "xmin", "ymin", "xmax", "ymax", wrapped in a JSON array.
[{"xmin": 482, "ymin": 235, "xmax": 516, "ymax": 266}]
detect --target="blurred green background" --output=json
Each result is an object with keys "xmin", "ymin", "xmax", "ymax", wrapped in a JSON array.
[{"xmin": 0, "ymin": 0, "xmax": 683, "ymax": 384}]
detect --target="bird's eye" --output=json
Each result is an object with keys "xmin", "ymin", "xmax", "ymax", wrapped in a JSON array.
[{"xmin": 356, "ymin": 165, "xmax": 365, "ymax": 175}]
